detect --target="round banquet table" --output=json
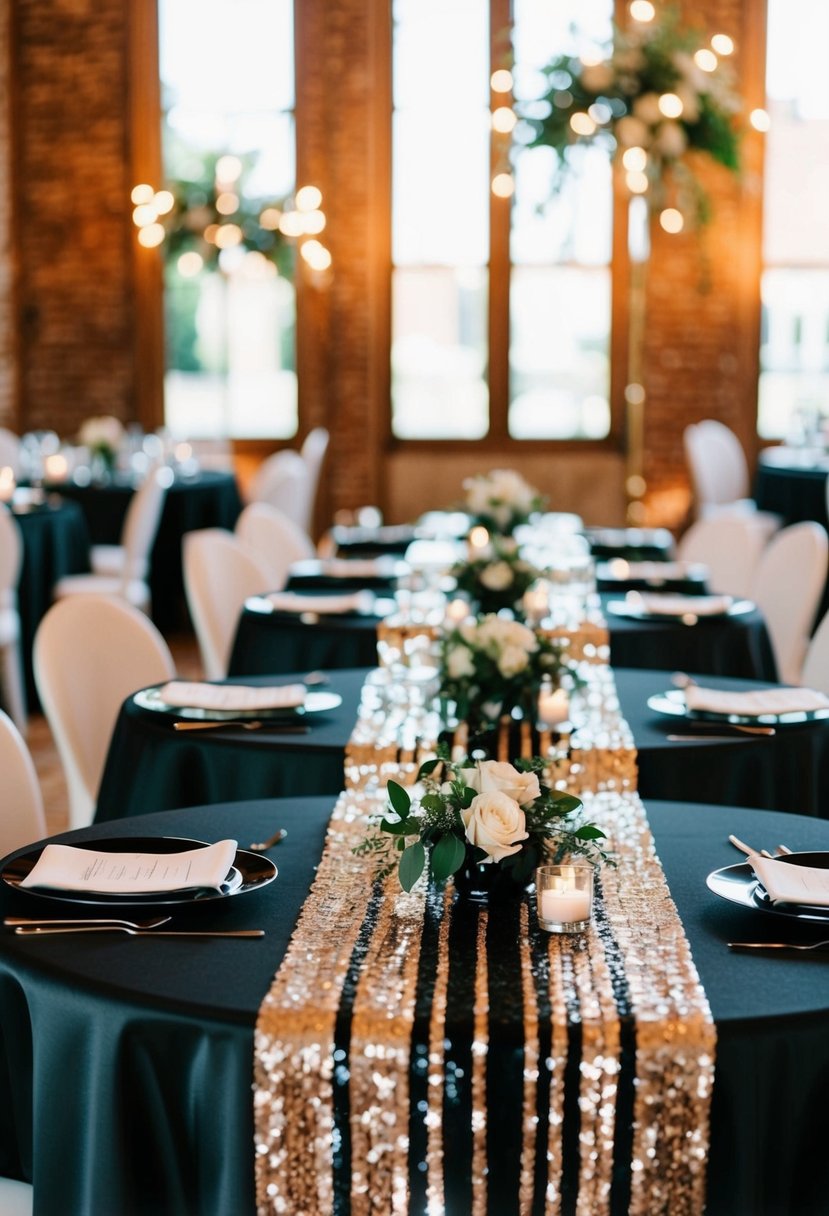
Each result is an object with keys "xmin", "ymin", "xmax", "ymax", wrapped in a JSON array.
[
  {"xmin": 1, "ymin": 798, "xmax": 829, "ymax": 1214},
  {"xmin": 754, "ymin": 445, "xmax": 829, "ymax": 530},
  {"xmin": 43, "ymin": 470, "xmax": 243, "ymax": 632},
  {"xmin": 228, "ymin": 592, "xmax": 778, "ymax": 682},
  {"xmin": 95, "ymin": 667, "xmax": 829, "ymax": 825},
  {"xmin": 11, "ymin": 495, "xmax": 91, "ymax": 708}
]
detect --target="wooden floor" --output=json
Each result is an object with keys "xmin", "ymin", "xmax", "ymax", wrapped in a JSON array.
[{"xmin": 30, "ymin": 632, "xmax": 204, "ymax": 836}]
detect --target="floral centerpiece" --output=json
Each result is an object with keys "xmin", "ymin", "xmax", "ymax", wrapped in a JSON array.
[
  {"xmin": 355, "ymin": 752, "xmax": 611, "ymax": 900},
  {"xmin": 439, "ymin": 613, "xmax": 572, "ymax": 731},
  {"xmin": 521, "ymin": 6, "xmax": 741, "ymax": 228},
  {"xmin": 77, "ymin": 415, "xmax": 125, "ymax": 475},
  {"xmin": 463, "ymin": 468, "xmax": 544, "ymax": 537},
  {"xmin": 450, "ymin": 535, "xmax": 542, "ymax": 615}
]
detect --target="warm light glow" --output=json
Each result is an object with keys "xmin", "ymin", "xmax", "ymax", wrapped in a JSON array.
[
  {"xmin": 491, "ymin": 172, "xmax": 515, "ymax": 198},
  {"xmin": 153, "ymin": 190, "xmax": 175, "ymax": 216},
  {"xmin": 279, "ymin": 210, "xmax": 305, "ymax": 237},
  {"xmin": 295, "ymin": 185, "xmax": 323, "ymax": 212},
  {"xmin": 131, "ymin": 183, "xmax": 155, "ymax": 205},
  {"xmin": 468, "ymin": 526, "xmax": 490, "ymax": 550},
  {"xmin": 579, "ymin": 52, "xmax": 604, "ymax": 68},
  {"xmin": 137, "ymin": 223, "xmax": 165, "ymax": 248},
  {"xmin": 492, "ymin": 106, "xmax": 517, "ymax": 134},
  {"xmin": 659, "ymin": 207, "xmax": 684, "ymax": 233},
  {"xmin": 132, "ymin": 203, "xmax": 158, "ymax": 228},
  {"xmin": 570, "ymin": 112, "xmax": 597, "ymax": 136},
  {"xmin": 0, "ymin": 467, "xmax": 15, "ymax": 501},
  {"xmin": 711, "ymin": 33, "xmax": 734, "ymax": 55},
  {"xmin": 750, "ymin": 108, "xmax": 771, "ymax": 132},
  {"xmin": 243, "ymin": 251, "xmax": 277, "ymax": 279},
  {"xmin": 588, "ymin": 101, "xmax": 613, "ymax": 125},
  {"xmin": 215, "ymin": 191, "xmax": 239, "ymax": 216},
  {"xmin": 203, "ymin": 224, "xmax": 219, "ymax": 244},
  {"xmin": 299, "ymin": 239, "xmax": 332, "ymax": 271},
  {"xmin": 214, "ymin": 223, "xmax": 243, "ymax": 248},
  {"xmin": 658, "ymin": 93, "xmax": 684, "ymax": 119},
  {"xmin": 625, "ymin": 169, "xmax": 649, "ymax": 194},
  {"xmin": 625, "ymin": 382, "xmax": 645, "ymax": 406},
  {"xmin": 301, "ymin": 209, "xmax": 326, "ymax": 235},
  {"xmin": 490, "ymin": 69, "xmax": 513, "ymax": 94},
  {"xmin": 694, "ymin": 48, "xmax": 718, "ymax": 72},
  {"xmin": 622, "ymin": 146, "xmax": 648, "ymax": 171},
  {"xmin": 259, "ymin": 207, "xmax": 282, "ymax": 230},
  {"xmin": 215, "ymin": 155, "xmax": 243, "ymax": 183},
  {"xmin": 629, "ymin": 0, "xmax": 655, "ymax": 21},
  {"xmin": 177, "ymin": 251, "xmax": 204, "ymax": 277},
  {"xmin": 174, "ymin": 442, "xmax": 193, "ymax": 462}
]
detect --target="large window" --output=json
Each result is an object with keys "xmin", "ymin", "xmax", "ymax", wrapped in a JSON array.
[
  {"xmin": 390, "ymin": 0, "xmax": 613, "ymax": 442},
  {"xmin": 158, "ymin": 0, "xmax": 297, "ymax": 440},
  {"xmin": 758, "ymin": 0, "xmax": 829, "ymax": 441}
]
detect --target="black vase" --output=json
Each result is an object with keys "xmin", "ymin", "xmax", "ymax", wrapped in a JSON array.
[{"xmin": 452, "ymin": 855, "xmax": 531, "ymax": 904}]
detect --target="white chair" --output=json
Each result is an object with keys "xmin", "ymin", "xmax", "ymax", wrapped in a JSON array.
[
  {"xmin": 750, "ymin": 521, "xmax": 829, "ymax": 685},
  {"xmin": 801, "ymin": 608, "xmax": 829, "ymax": 694},
  {"xmin": 299, "ymin": 426, "xmax": 330, "ymax": 534},
  {"xmin": 676, "ymin": 516, "xmax": 768, "ymax": 598},
  {"xmin": 0, "ymin": 1177, "xmax": 32, "ymax": 1215},
  {"xmin": 52, "ymin": 466, "xmax": 173, "ymax": 614},
  {"xmin": 33, "ymin": 595, "xmax": 176, "ymax": 829},
  {"xmin": 0, "ymin": 709, "xmax": 46, "ymax": 856},
  {"xmin": 235, "ymin": 502, "xmax": 315, "ymax": 590},
  {"xmin": 246, "ymin": 450, "xmax": 311, "ymax": 530},
  {"xmin": 0, "ymin": 428, "xmax": 22, "ymax": 478},
  {"xmin": 183, "ymin": 529, "xmax": 271, "ymax": 681},
  {"xmin": 0, "ymin": 504, "xmax": 27, "ymax": 735},
  {"xmin": 683, "ymin": 420, "xmax": 781, "ymax": 541}
]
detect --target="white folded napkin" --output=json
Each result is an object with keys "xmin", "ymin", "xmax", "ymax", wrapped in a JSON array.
[
  {"xmin": 266, "ymin": 590, "xmax": 374, "ymax": 615},
  {"xmin": 686, "ymin": 685, "xmax": 829, "ymax": 718},
  {"xmin": 158, "ymin": 681, "xmax": 306, "ymax": 712},
  {"xmin": 633, "ymin": 592, "xmax": 733, "ymax": 617},
  {"xmin": 602, "ymin": 560, "xmax": 706, "ymax": 581},
  {"xmin": 750, "ymin": 854, "xmax": 829, "ymax": 907},
  {"xmin": 20, "ymin": 839, "xmax": 238, "ymax": 895}
]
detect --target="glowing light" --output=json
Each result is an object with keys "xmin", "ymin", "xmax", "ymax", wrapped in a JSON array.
[
  {"xmin": 153, "ymin": 190, "xmax": 175, "ymax": 216},
  {"xmin": 588, "ymin": 102, "xmax": 612, "ymax": 124},
  {"xmin": 295, "ymin": 185, "xmax": 323, "ymax": 211},
  {"xmin": 694, "ymin": 48, "xmax": 718, "ymax": 72},
  {"xmin": 491, "ymin": 172, "xmax": 515, "ymax": 198},
  {"xmin": 279, "ymin": 210, "xmax": 305, "ymax": 237},
  {"xmin": 259, "ymin": 207, "xmax": 282, "ymax": 230},
  {"xmin": 132, "ymin": 203, "xmax": 157, "ymax": 228},
  {"xmin": 658, "ymin": 93, "xmax": 684, "ymax": 119},
  {"xmin": 137, "ymin": 223, "xmax": 165, "ymax": 248},
  {"xmin": 214, "ymin": 223, "xmax": 243, "ymax": 248},
  {"xmin": 625, "ymin": 170, "xmax": 649, "ymax": 194},
  {"xmin": 299, "ymin": 240, "xmax": 332, "ymax": 271},
  {"xmin": 215, "ymin": 155, "xmax": 243, "ymax": 183},
  {"xmin": 622, "ymin": 146, "xmax": 647, "ymax": 172},
  {"xmin": 492, "ymin": 106, "xmax": 517, "ymax": 134},
  {"xmin": 570, "ymin": 112, "xmax": 597, "ymax": 137},
  {"xmin": 243, "ymin": 251, "xmax": 277, "ymax": 279},
  {"xmin": 659, "ymin": 207, "xmax": 684, "ymax": 233},
  {"xmin": 203, "ymin": 224, "xmax": 219, "ymax": 244},
  {"xmin": 216, "ymin": 191, "xmax": 240, "ymax": 215},
  {"xmin": 711, "ymin": 33, "xmax": 734, "ymax": 55},
  {"xmin": 301, "ymin": 209, "xmax": 326, "ymax": 235},
  {"xmin": 177, "ymin": 251, "xmax": 203, "ymax": 277},
  {"xmin": 629, "ymin": 0, "xmax": 655, "ymax": 21},
  {"xmin": 490, "ymin": 69, "xmax": 513, "ymax": 93},
  {"xmin": 750, "ymin": 108, "xmax": 771, "ymax": 132},
  {"xmin": 131, "ymin": 183, "xmax": 155, "ymax": 205}
]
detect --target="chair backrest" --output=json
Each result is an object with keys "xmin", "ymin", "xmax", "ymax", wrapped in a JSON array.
[
  {"xmin": 121, "ymin": 466, "xmax": 174, "ymax": 581},
  {"xmin": 247, "ymin": 450, "xmax": 310, "ymax": 529},
  {"xmin": 0, "ymin": 708, "xmax": 46, "ymax": 855},
  {"xmin": 0, "ymin": 427, "xmax": 22, "ymax": 478},
  {"xmin": 684, "ymin": 420, "xmax": 750, "ymax": 511},
  {"xmin": 0, "ymin": 503, "xmax": 22, "ymax": 604},
  {"xmin": 801, "ymin": 608, "xmax": 829, "ymax": 694},
  {"xmin": 750, "ymin": 521, "xmax": 829, "ymax": 685},
  {"xmin": 183, "ymin": 528, "xmax": 271, "ymax": 680},
  {"xmin": 299, "ymin": 426, "xmax": 330, "ymax": 532},
  {"xmin": 675, "ymin": 516, "xmax": 767, "ymax": 597},
  {"xmin": 33, "ymin": 595, "xmax": 176, "ymax": 829},
  {"xmin": 235, "ymin": 502, "xmax": 315, "ymax": 589}
]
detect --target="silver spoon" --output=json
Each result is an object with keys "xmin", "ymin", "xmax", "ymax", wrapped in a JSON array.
[{"xmin": 248, "ymin": 828, "xmax": 288, "ymax": 852}]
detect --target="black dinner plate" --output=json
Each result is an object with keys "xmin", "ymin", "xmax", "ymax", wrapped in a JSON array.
[
  {"xmin": 1, "ymin": 836, "xmax": 277, "ymax": 910},
  {"xmin": 133, "ymin": 685, "xmax": 342, "ymax": 722},
  {"xmin": 707, "ymin": 852, "xmax": 829, "ymax": 924},
  {"xmin": 647, "ymin": 687, "xmax": 829, "ymax": 726}
]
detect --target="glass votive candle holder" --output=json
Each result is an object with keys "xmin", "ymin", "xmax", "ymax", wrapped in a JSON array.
[{"xmin": 535, "ymin": 863, "xmax": 594, "ymax": 934}]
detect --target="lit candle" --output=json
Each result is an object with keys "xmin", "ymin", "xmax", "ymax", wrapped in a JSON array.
[
  {"xmin": 468, "ymin": 525, "xmax": 490, "ymax": 554},
  {"xmin": 44, "ymin": 453, "xmax": 68, "ymax": 481},
  {"xmin": 0, "ymin": 466, "xmax": 14, "ymax": 502},
  {"xmin": 445, "ymin": 597, "xmax": 470, "ymax": 627},
  {"xmin": 539, "ymin": 886, "xmax": 591, "ymax": 925},
  {"xmin": 538, "ymin": 687, "xmax": 570, "ymax": 728}
]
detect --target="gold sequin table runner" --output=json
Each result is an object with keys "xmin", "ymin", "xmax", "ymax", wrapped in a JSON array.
[{"xmin": 254, "ymin": 781, "xmax": 715, "ymax": 1215}]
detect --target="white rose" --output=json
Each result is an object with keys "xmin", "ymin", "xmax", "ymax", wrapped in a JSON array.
[
  {"xmin": 480, "ymin": 561, "xmax": 515, "ymax": 591},
  {"xmin": 446, "ymin": 645, "xmax": 476, "ymax": 679},
  {"xmin": 461, "ymin": 790, "xmax": 529, "ymax": 863},
  {"xmin": 476, "ymin": 760, "xmax": 541, "ymax": 806},
  {"xmin": 498, "ymin": 644, "xmax": 530, "ymax": 678}
]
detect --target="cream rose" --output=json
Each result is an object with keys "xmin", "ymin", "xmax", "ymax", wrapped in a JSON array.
[
  {"xmin": 480, "ymin": 561, "xmax": 515, "ymax": 591},
  {"xmin": 446, "ymin": 645, "xmax": 476, "ymax": 679},
  {"xmin": 476, "ymin": 760, "xmax": 541, "ymax": 806},
  {"xmin": 497, "ymin": 644, "xmax": 530, "ymax": 678},
  {"xmin": 461, "ymin": 789, "xmax": 529, "ymax": 863}
]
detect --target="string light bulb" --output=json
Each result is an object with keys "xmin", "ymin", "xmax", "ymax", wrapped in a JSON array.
[
  {"xmin": 629, "ymin": 0, "xmax": 655, "ymax": 21},
  {"xmin": 659, "ymin": 208, "xmax": 684, "ymax": 233}
]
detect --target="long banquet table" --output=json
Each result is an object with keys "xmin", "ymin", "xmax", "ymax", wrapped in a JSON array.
[{"xmin": 1, "ymin": 797, "xmax": 829, "ymax": 1215}]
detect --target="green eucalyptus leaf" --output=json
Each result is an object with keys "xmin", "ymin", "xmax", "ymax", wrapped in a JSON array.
[
  {"xmin": 575, "ymin": 825, "xmax": 607, "ymax": 841},
  {"xmin": 552, "ymin": 794, "xmax": 583, "ymax": 816},
  {"xmin": 387, "ymin": 780, "xmax": 411, "ymax": 818},
  {"xmin": 417, "ymin": 758, "xmax": 440, "ymax": 781},
  {"xmin": 430, "ymin": 833, "xmax": 467, "ymax": 881},
  {"xmin": 399, "ymin": 842, "xmax": 426, "ymax": 892}
]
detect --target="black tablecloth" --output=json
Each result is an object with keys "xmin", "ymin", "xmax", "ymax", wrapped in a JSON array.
[
  {"xmin": 44, "ymin": 471, "xmax": 243, "ymax": 632},
  {"xmin": 228, "ymin": 602, "xmax": 384, "ymax": 677},
  {"xmin": 12, "ymin": 497, "xmax": 91, "ymax": 708},
  {"xmin": 94, "ymin": 669, "xmax": 368, "ymax": 822},
  {"xmin": 1, "ymin": 798, "xmax": 829, "ymax": 1214}
]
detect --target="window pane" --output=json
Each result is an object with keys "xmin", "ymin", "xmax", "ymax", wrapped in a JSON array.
[
  {"xmin": 392, "ymin": 268, "xmax": 488, "ymax": 439},
  {"xmin": 159, "ymin": 0, "xmax": 296, "ymax": 440},
  {"xmin": 758, "ymin": 0, "xmax": 829, "ymax": 440}
]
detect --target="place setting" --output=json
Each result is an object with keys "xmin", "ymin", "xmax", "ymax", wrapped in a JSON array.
[
  {"xmin": 647, "ymin": 681, "xmax": 829, "ymax": 740},
  {"xmin": 132, "ymin": 677, "xmax": 342, "ymax": 733},
  {"xmin": 605, "ymin": 589, "xmax": 754, "ymax": 625}
]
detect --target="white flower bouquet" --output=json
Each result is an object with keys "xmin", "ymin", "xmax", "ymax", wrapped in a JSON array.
[
  {"xmin": 77, "ymin": 415, "xmax": 125, "ymax": 468},
  {"xmin": 463, "ymin": 468, "xmax": 544, "ymax": 536},
  {"xmin": 450, "ymin": 535, "xmax": 542, "ymax": 615}
]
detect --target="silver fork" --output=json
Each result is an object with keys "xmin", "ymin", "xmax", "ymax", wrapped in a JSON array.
[
  {"xmin": 14, "ymin": 926, "xmax": 264, "ymax": 938},
  {"xmin": 5, "ymin": 915, "xmax": 172, "ymax": 930},
  {"xmin": 729, "ymin": 940, "xmax": 829, "ymax": 952}
]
